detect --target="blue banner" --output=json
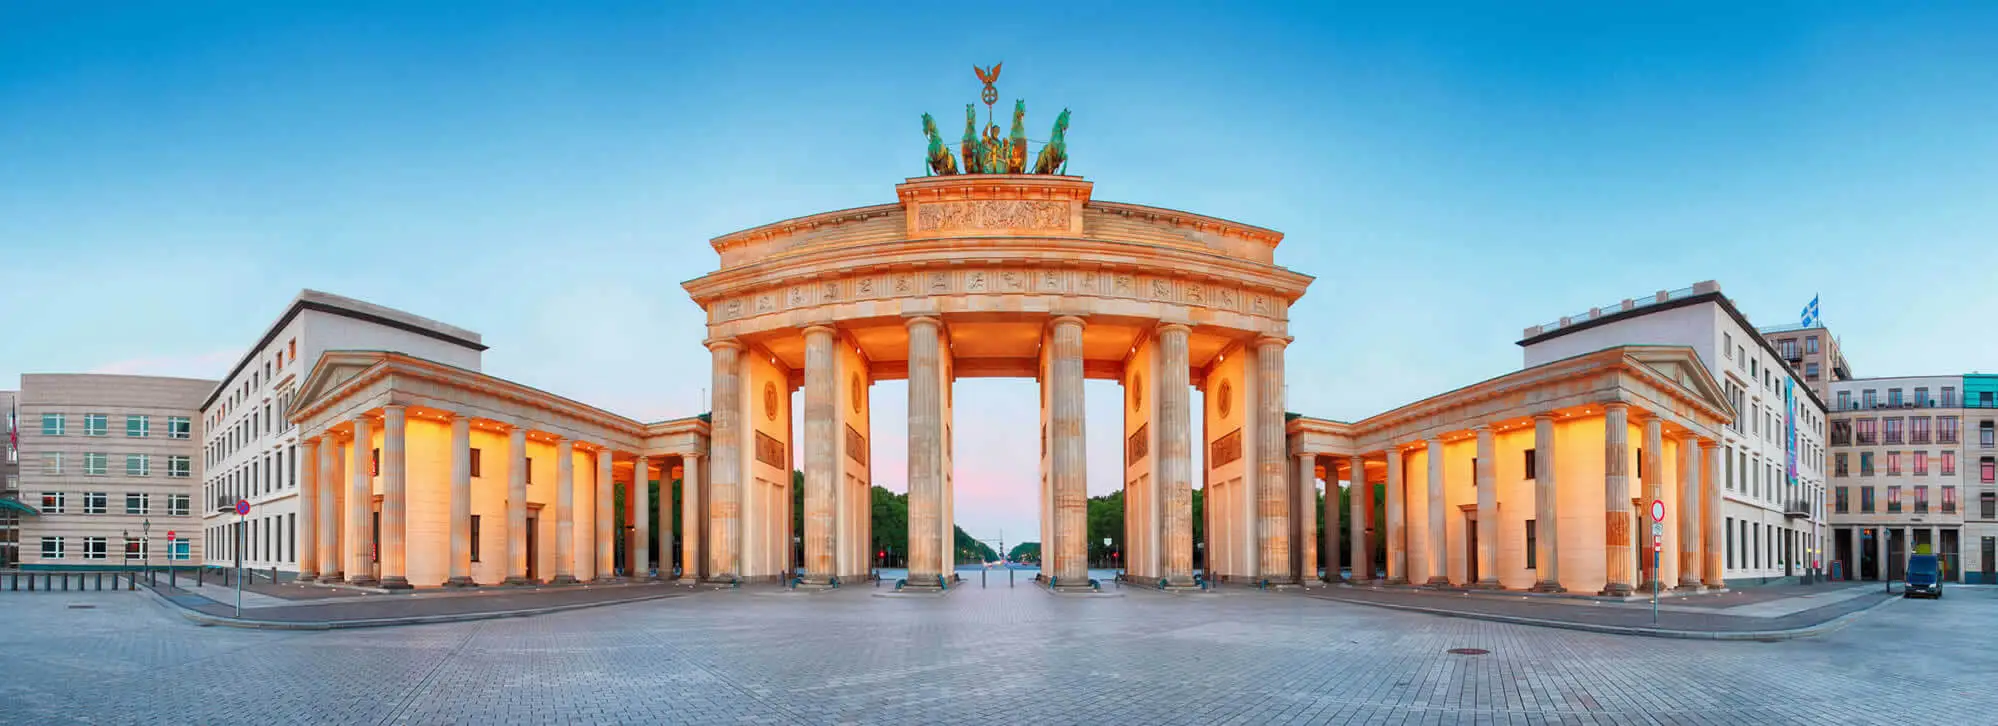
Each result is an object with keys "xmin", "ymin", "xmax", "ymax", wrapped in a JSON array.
[{"xmin": 1785, "ymin": 378, "xmax": 1797, "ymax": 485}]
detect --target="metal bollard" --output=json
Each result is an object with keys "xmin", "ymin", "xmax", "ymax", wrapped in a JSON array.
[
  {"xmin": 128, "ymin": 572, "xmax": 136, "ymax": 591},
  {"xmin": 982, "ymin": 569, "xmax": 987, "ymax": 588},
  {"xmin": 95, "ymin": 572, "xmax": 103, "ymax": 590},
  {"xmin": 62, "ymin": 573, "xmax": 70, "ymax": 591}
]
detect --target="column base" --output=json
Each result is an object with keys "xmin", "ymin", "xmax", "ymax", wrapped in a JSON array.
[
  {"xmin": 1424, "ymin": 577, "xmax": 1452, "ymax": 588},
  {"xmin": 1529, "ymin": 581, "xmax": 1566, "ymax": 593},
  {"xmin": 443, "ymin": 577, "xmax": 477, "ymax": 588},
  {"xmin": 1600, "ymin": 583, "xmax": 1633, "ymax": 596},
  {"xmin": 1471, "ymin": 579, "xmax": 1502, "ymax": 590},
  {"xmin": 1382, "ymin": 576, "xmax": 1409, "ymax": 585},
  {"xmin": 1701, "ymin": 581, "xmax": 1727, "ymax": 592},
  {"xmin": 1348, "ymin": 577, "xmax": 1372, "ymax": 586},
  {"xmin": 346, "ymin": 576, "xmax": 379, "ymax": 587},
  {"xmin": 297, "ymin": 571, "xmax": 319, "ymax": 583},
  {"xmin": 549, "ymin": 575, "xmax": 580, "ymax": 585},
  {"xmin": 502, "ymin": 576, "xmax": 531, "ymax": 586},
  {"xmin": 318, "ymin": 572, "xmax": 344, "ymax": 584},
  {"xmin": 592, "ymin": 576, "xmax": 620, "ymax": 584},
  {"xmin": 379, "ymin": 576, "xmax": 412, "ymax": 590}
]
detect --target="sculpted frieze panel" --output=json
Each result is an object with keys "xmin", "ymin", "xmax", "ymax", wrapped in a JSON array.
[
  {"xmin": 915, "ymin": 200, "xmax": 1069, "ymax": 233},
  {"xmin": 711, "ymin": 265, "xmax": 1278, "ymax": 323}
]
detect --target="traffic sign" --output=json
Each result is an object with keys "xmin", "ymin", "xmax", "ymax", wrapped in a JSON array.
[
  {"xmin": 167, "ymin": 531, "xmax": 176, "ymax": 541},
  {"xmin": 1651, "ymin": 522, "xmax": 1664, "ymax": 536},
  {"xmin": 1653, "ymin": 538, "xmax": 1663, "ymax": 552},
  {"xmin": 234, "ymin": 499, "xmax": 251, "ymax": 516},
  {"xmin": 1649, "ymin": 499, "xmax": 1665, "ymax": 523}
]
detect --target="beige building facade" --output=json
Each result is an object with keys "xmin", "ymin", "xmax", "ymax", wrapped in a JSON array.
[{"xmin": 1826, "ymin": 375, "xmax": 1967, "ymax": 582}]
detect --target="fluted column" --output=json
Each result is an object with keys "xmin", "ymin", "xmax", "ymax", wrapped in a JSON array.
[
  {"xmin": 632, "ymin": 455, "xmax": 650, "ymax": 578},
  {"xmin": 802, "ymin": 325, "xmax": 838, "ymax": 584},
  {"xmin": 1349, "ymin": 454, "xmax": 1372, "ymax": 584},
  {"xmin": 1253, "ymin": 336, "xmax": 1291, "ymax": 583},
  {"xmin": 1157, "ymin": 324, "xmax": 1195, "ymax": 587},
  {"xmin": 317, "ymin": 434, "xmax": 343, "ymax": 582},
  {"xmin": 1296, "ymin": 453, "xmax": 1317, "ymax": 583},
  {"xmin": 1701, "ymin": 440, "xmax": 1724, "ymax": 588},
  {"xmin": 297, "ymin": 437, "xmax": 319, "ymax": 581},
  {"xmin": 680, "ymin": 454, "xmax": 702, "ymax": 581},
  {"xmin": 1048, "ymin": 316, "xmax": 1089, "ymax": 586},
  {"xmin": 1303, "ymin": 455, "xmax": 1328, "ymax": 581},
  {"xmin": 595, "ymin": 448, "xmax": 614, "ymax": 582},
  {"xmin": 906, "ymin": 317, "xmax": 947, "ymax": 586},
  {"xmin": 1473, "ymin": 425, "xmax": 1499, "ymax": 588},
  {"xmin": 1602, "ymin": 403, "xmax": 1634, "ymax": 596},
  {"xmin": 1677, "ymin": 435, "xmax": 1700, "ymax": 589},
  {"xmin": 552, "ymin": 437, "xmax": 578, "ymax": 584},
  {"xmin": 378, "ymin": 405, "xmax": 410, "ymax": 589},
  {"xmin": 347, "ymin": 415, "xmax": 377, "ymax": 586},
  {"xmin": 1531, "ymin": 414, "xmax": 1563, "ymax": 592},
  {"xmin": 504, "ymin": 426, "xmax": 528, "ymax": 585},
  {"xmin": 707, "ymin": 339, "xmax": 743, "ymax": 581},
  {"xmin": 446, "ymin": 414, "xmax": 474, "ymax": 586},
  {"xmin": 1384, "ymin": 447, "xmax": 1406, "ymax": 584},
  {"xmin": 1640, "ymin": 415, "xmax": 1664, "ymax": 591},
  {"xmin": 1425, "ymin": 437, "xmax": 1447, "ymax": 586}
]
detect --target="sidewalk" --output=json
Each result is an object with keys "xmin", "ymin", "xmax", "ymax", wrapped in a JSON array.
[
  {"xmin": 1305, "ymin": 582, "xmax": 1897, "ymax": 640},
  {"xmin": 143, "ymin": 580, "xmax": 695, "ymax": 629}
]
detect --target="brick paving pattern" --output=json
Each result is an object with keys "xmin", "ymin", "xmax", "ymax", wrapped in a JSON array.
[{"xmin": 1, "ymin": 579, "xmax": 1992, "ymax": 724}]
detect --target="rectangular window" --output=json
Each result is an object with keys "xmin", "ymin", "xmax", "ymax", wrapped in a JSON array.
[
  {"xmin": 287, "ymin": 513, "xmax": 295, "ymax": 563},
  {"xmin": 525, "ymin": 457, "xmax": 533, "ymax": 484},
  {"xmin": 1860, "ymin": 452, "xmax": 1874, "ymax": 477},
  {"xmin": 1914, "ymin": 451, "xmax": 1929, "ymax": 476},
  {"xmin": 1856, "ymin": 419, "xmax": 1877, "ymax": 445},
  {"xmin": 1831, "ymin": 420, "xmax": 1851, "ymax": 445},
  {"xmin": 1806, "ymin": 336, "xmax": 1819, "ymax": 354},
  {"xmin": 1885, "ymin": 418, "xmax": 1903, "ymax": 444},
  {"xmin": 1982, "ymin": 492, "xmax": 1996, "ymax": 519},
  {"xmin": 1805, "ymin": 362, "xmax": 1819, "ymax": 380},
  {"xmin": 1983, "ymin": 457, "xmax": 1996, "ymax": 484},
  {"xmin": 124, "ymin": 537, "xmax": 145, "ymax": 561},
  {"xmin": 1835, "ymin": 487, "xmax": 1849, "ymax": 513},
  {"xmin": 1916, "ymin": 387, "xmax": 1930, "ymax": 407},
  {"xmin": 1837, "ymin": 391, "xmax": 1851, "ymax": 411},
  {"xmin": 41, "ymin": 492, "xmax": 65, "ymax": 514},
  {"xmin": 1915, "ymin": 487, "xmax": 1929, "ymax": 513},
  {"xmin": 1912, "ymin": 417, "xmax": 1931, "ymax": 444},
  {"xmin": 1943, "ymin": 387, "xmax": 1958, "ymax": 407},
  {"xmin": 1834, "ymin": 453, "xmax": 1848, "ymax": 477},
  {"xmin": 83, "ymin": 452, "xmax": 107, "ymax": 475},
  {"xmin": 83, "ymin": 491, "xmax": 107, "ymax": 514},
  {"xmin": 1982, "ymin": 422, "xmax": 1995, "ymax": 448},
  {"xmin": 1861, "ymin": 487, "xmax": 1875, "ymax": 513},
  {"xmin": 167, "ymin": 455, "xmax": 191, "ymax": 478},
  {"xmin": 169, "ymin": 494, "xmax": 190, "ymax": 516},
  {"xmin": 470, "ymin": 514, "xmax": 482, "ymax": 562},
  {"xmin": 1943, "ymin": 452, "xmax": 1957, "ymax": 476},
  {"xmin": 1726, "ymin": 517, "xmax": 1735, "ymax": 568},
  {"xmin": 1886, "ymin": 452, "xmax": 1902, "ymax": 476},
  {"xmin": 1889, "ymin": 388, "xmax": 1904, "ymax": 407},
  {"xmin": 125, "ymin": 415, "xmax": 150, "ymax": 437},
  {"xmin": 43, "ymin": 452, "xmax": 62, "ymax": 474},
  {"xmin": 1941, "ymin": 486, "xmax": 1957, "ymax": 514},
  {"xmin": 125, "ymin": 492, "xmax": 148, "ymax": 515},
  {"xmin": 126, "ymin": 454, "xmax": 150, "ymax": 477},
  {"xmin": 1724, "ymin": 333, "xmax": 1733, "ymax": 358},
  {"xmin": 167, "ymin": 416, "xmax": 191, "ymax": 439},
  {"xmin": 470, "ymin": 448, "xmax": 483, "ymax": 478},
  {"xmin": 1941, "ymin": 417, "xmax": 1959, "ymax": 444},
  {"xmin": 41, "ymin": 413, "xmax": 64, "ymax": 436},
  {"xmin": 372, "ymin": 448, "xmax": 380, "ymax": 477},
  {"xmin": 1887, "ymin": 485, "xmax": 1902, "ymax": 512},
  {"xmin": 83, "ymin": 413, "xmax": 107, "ymax": 436},
  {"xmin": 82, "ymin": 537, "xmax": 107, "ymax": 560},
  {"xmin": 41, "ymin": 536, "xmax": 63, "ymax": 559},
  {"xmin": 1863, "ymin": 390, "xmax": 1877, "ymax": 408}
]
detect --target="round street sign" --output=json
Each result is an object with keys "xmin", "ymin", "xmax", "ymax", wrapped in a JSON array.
[
  {"xmin": 235, "ymin": 499, "xmax": 251, "ymax": 516},
  {"xmin": 167, "ymin": 531, "xmax": 176, "ymax": 541},
  {"xmin": 1649, "ymin": 499, "xmax": 1666, "ymax": 523}
]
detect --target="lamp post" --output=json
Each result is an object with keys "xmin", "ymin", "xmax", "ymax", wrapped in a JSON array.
[
  {"xmin": 142, "ymin": 518, "xmax": 152, "ymax": 575},
  {"xmin": 122, "ymin": 528, "xmax": 129, "ymax": 582}
]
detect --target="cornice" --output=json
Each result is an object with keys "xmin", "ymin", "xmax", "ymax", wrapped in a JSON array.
[
  {"xmin": 1087, "ymin": 200, "xmax": 1283, "ymax": 247},
  {"xmin": 709, "ymin": 204, "xmax": 901, "ymax": 254}
]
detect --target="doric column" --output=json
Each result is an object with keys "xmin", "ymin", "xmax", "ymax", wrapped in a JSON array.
[
  {"xmin": 1349, "ymin": 454, "xmax": 1372, "ymax": 584},
  {"xmin": 1296, "ymin": 453, "xmax": 1317, "ymax": 583},
  {"xmin": 595, "ymin": 448, "xmax": 614, "ymax": 582},
  {"xmin": 1384, "ymin": 447, "xmax": 1407, "ymax": 584},
  {"xmin": 551, "ymin": 437, "xmax": 577, "ymax": 584},
  {"xmin": 378, "ymin": 405, "xmax": 410, "ymax": 589},
  {"xmin": 802, "ymin": 324, "xmax": 838, "ymax": 584},
  {"xmin": 297, "ymin": 437, "xmax": 319, "ymax": 581},
  {"xmin": 1701, "ymin": 439, "xmax": 1723, "ymax": 588},
  {"xmin": 1531, "ymin": 414, "xmax": 1563, "ymax": 592},
  {"xmin": 707, "ymin": 339, "xmax": 743, "ymax": 581},
  {"xmin": 906, "ymin": 316, "xmax": 947, "ymax": 586},
  {"xmin": 1474, "ymin": 425, "xmax": 1499, "ymax": 588},
  {"xmin": 317, "ymin": 433, "xmax": 343, "ymax": 582},
  {"xmin": 1425, "ymin": 437, "xmax": 1447, "ymax": 586},
  {"xmin": 1305, "ymin": 455, "xmax": 1330, "ymax": 582},
  {"xmin": 347, "ymin": 415, "xmax": 376, "ymax": 586},
  {"xmin": 1602, "ymin": 403, "xmax": 1633, "ymax": 596},
  {"xmin": 1640, "ymin": 415, "xmax": 1664, "ymax": 591},
  {"xmin": 1048, "ymin": 316, "xmax": 1089, "ymax": 586},
  {"xmin": 1253, "ymin": 336, "xmax": 1291, "ymax": 584},
  {"xmin": 446, "ymin": 414, "xmax": 474, "ymax": 586},
  {"xmin": 1157, "ymin": 323, "xmax": 1195, "ymax": 587},
  {"xmin": 679, "ymin": 454, "xmax": 702, "ymax": 582},
  {"xmin": 504, "ymin": 426, "xmax": 528, "ymax": 585},
  {"xmin": 1677, "ymin": 435, "xmax": 1700, "ymax": 589},
  {"xmin": 632, "ymin": 455, "xmax": 650, "ymax": 579}
]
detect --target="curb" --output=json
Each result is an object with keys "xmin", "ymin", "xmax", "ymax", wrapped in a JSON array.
[
  {"xmin": 1305, "ymin": 592, "xmax": 1901, "ymax": 641},
  {"xmin": 137, "ymin": 583, "xmax": 693, "ymax": 630}
]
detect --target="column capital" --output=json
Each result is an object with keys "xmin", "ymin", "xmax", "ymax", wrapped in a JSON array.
[
  {"xmin": 1049, "ymin": 315, "xmax": 1087, "ymax": 329},
  {"xmin": 1699, "ymin": 437, "xmax": 1722, "ymax": 451},
  {"xmin": 1425, "ymin": 436, "xmax": 1443, "ymax": 449},
  {"xmin": 1156, "ymin": 322, "xmax": 1192, "ymax": 336},
  {"xmin": 705, "ymin": 337, "xmax": 744, "ymax": 352},
  {"xmin": 904, "ymin": 314, "xmax": 943, "ymax": 330},
  {"xmin": 1253, "ymin": 334, "xmax": 1292, "ymax": 350},
  {"xmin": 1603, "ymin": 401, "xmax": 1631, "ymax": 413},
  {"xmin": 382, "ymin": 404, "xmax": 406, "ymax": 414},
  {"xmin": 681, "ymin": 451, "xmax": 702, "ymax": 462},
  {"xmin": 1533, "ymin": 411, "xmax": 1558, "ymax": 422},
  {"xmin": 802, "ymin": 324, "xmax": 837, "ymax": 337}
]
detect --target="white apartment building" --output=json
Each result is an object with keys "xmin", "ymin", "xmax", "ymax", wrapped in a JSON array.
[
  {"xmin": 16, "ymin": 374, "xmax": 214, "ymax": 569},
  {"xmin": 198, "ymin": 290, "xmax": 483, "ymax": 576},
  {"xmin": 3, "ymin": 389, "xmax": 25, "ymax": 567},
  {"xmin": 1518, "ymin": 281, "xmax": 1830, "ymax": 584},
  {"xmin": 1825, "ymin": 375, "xmax": 1966, "ymax": 582}
]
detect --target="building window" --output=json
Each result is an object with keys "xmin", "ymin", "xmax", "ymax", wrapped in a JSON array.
[
  {"xmin": 1943, "ymin": 387, "xmax": 1958, "ymax": 407},
  {"xmin": 1806, "ymin": 336, "xmax": 1819, "ymax": 354},
  {"xmin": 1912, "ymin": 417, "xmax": 1931, "ymax": 444},
  {"xmin": 167, "ymin": 416, "xmax": 191, "ymax": 439},
  {"xmin": 1982, "ymin": 492, "xmax": 1996, "ymax": 519},
  {"xmin": 127, "ymin": 454, "xmax": 150, "ymax": 477},
  {"xmin": 1837, "ymin": 391, "xmax": 1851, "ymax": 411},
  {"xmin": 1863, "ymin": 389, "xmax": 1877, "ymax": 409},
  {"xmin": 1834, "ymin": 453, "xmax": 1848, "ymax": 477},
  {"xmin": 470, "ymin": 515, "xmax": 482, "ymax": 562},
  {"xmin": 1835, "ymin": 487, "xmax": 1848, "ymax": 513},
  {"xmin": 1942, "ymin": 452, "xmax": 1957, "ymax": 476},
  {"xmin": 84, "ymin": 452, "xmax": 107, "ymax": 475},
  {"xmin": 1856, "ymin": 419, "xmax": 1877, "ymax": 445},
  {"xmin": 1982, "ymin": 421, "xmax": 1995, "ymax": 448},
  {"xmin": 125, "ymin": 492, "xmax": 148, "ymax": 515},
  {"xmin": 1805, "ymin": 363, "xmax": 1819, "ymax": 380},
  {"xmin": 1524, "ymin": 520, "xmax": 1536, "ymax": 569},
  {"xmin": 1861, "ymin": 487, "xmax": 1875, "ymax": 513},
  {"xmin": 1886, "ymin": 451, "xmax": 1902, "ymax": 476},
  {"xmin": 1983, "ymin": 457, "xmax": 1996, "ymax": 484},
  {"xmin": 41, "ymin": 413, "xmax": 64, "ymax": 436},
  {"xmin": 124, "ymin": 537, "xmax": 146, "ymax": 561},
  {"xmin": 1859, "ymin": 452, "xmax": 1874, "ymax": 477},
  {"xmin": 83, "ymin": 413, "xmax": 108, "ymax": 436},
  {"xmin": 1751, "ymin": 523, "xmax": 1760, "ymax": 569},
  {"xmin": 82, "ymin": 537, "xmax": 107, "ymax": 560},
  {"xmin": 525, "ymin": 457, "xmax": 533, "ymax": 484},
  {"xmin": 169, "ymin": 494, "xmax": 190, "ymax": 516},
  {"xmin": 1884, "ymin": 418, "xmax": 1903, "ymax": 444},
  {"xmin": 1724, "ymin": 333, "xmax": 1733, "ymax": 359},
  {"xmin": 1725, "ymin": 517, "xmax": 1735, "ymax": 568},
  {"xmin": 470, "ymin": 448, "xmax": 483, "ymax": 478},
  {"xmin": 41, "ymin": 492, "xmax": 65, "ymax": 514},
  {"xmin": 1941, "ymin": 417, "xmax": 1960, "ymax": 443},
  {"xmin": 1915, "ymin": 387, "xmax": 1931, "ymax": 407},
  {"xmin": 1886, "ymin": 485, "xmax": 1902, "ymax": 512},
  {"xmin": 167, "ymin": 456, "xmax": 191, "ymax": 478},
  {"xmin": 82, "ymin": 491, "xmax": 107, "ymax": 514},
  {"xmin": 1915, "ymin": 487, "xmax": 1930, "ymax": 513},
  {"xmin": 1889, "ymin": 389, "xmax": 1904, "ymax": 407},
  {"xmin": 125, "ymin": 415, "xmax": 150, "ymax": 438},
  {"xmin": 40, "ymin": 536, "xmax": 62, "ymax": 559},
  {"xmin": 372, "ymin": 448, "xmax": 380, "ymax": 477},
  {"xmin": 42, "ymin": 452, "xmax": 62, "ymax": 475},
  {"xmin": 1831, "ymin": 420, "xmax": 1851, "ymax": 446},
  {"xmin": 1914, "ymin": 451, "xmax": 1929, "ymax": 476}
]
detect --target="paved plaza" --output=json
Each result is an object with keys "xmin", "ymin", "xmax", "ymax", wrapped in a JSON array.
[{"xmin": 0, "ymin": 580, "xmax": 1991, "ymax": 725}]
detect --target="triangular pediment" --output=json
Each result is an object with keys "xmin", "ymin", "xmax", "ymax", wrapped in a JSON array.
[
  {"xmin": 1626, "ymin": 346, "xmax": 1734, "ymax": 419},
  {"xmin": 287, "ymin": 350, "xmax": 391, "ymax": 419}
]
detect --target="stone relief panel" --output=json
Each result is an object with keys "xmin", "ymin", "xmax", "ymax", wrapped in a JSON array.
[
  {"xmin": 754, "ymin": 431, "xmax": 786, "ymax": 469},
  {"xmin": 914, "ymin": 200, "xmax": 1069, "ymax": 233},
  {"xmin": 1127, "ymin": 423, "xmax": 1149, "ymax": 467},
  {"xmin": 710, "ymin": 266, "xmax": 1280, "ymax": 324},
  {"xmin": 845, "ymin": 424, "xmax": 868, "ymax": 466},
  {"xmin": 1210, "ymin": 428, "xmax": 1242, "ymax": 467}
]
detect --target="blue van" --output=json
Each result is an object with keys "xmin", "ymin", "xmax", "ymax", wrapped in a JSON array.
[{"xmin": 1904, "ymin": 554, "xmax": 1942, "ymax": 599}]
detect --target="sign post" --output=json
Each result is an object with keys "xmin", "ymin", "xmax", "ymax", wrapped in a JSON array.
[
  {"xmin": 1649, "ymin": 500, "xmax": 1666, "ymax": 624},
  {"xmin": 234, "ymin": 499, "xmax": 251, "ymax": 617}
]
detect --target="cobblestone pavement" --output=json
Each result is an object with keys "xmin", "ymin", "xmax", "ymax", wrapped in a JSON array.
[{"xmin": 1, "ymin": 580, "xmax": 1992, "ymax": 725}]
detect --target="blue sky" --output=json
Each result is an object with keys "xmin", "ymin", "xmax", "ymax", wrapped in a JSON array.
[{"xmin": 4, "ymin": 2, "xmax": 1996, "ymax": 543}]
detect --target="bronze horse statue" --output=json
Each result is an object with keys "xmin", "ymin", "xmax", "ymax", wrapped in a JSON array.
[
  {"xmin": 961, "ymin": 105, "xmax": 983, "ymax": 174},
  {"xmin": 1005, "ymin": 99, "xmax": 1029, "ymax": 173},
  {"xmin": 1033, "ymin": 108, "xmax": 1070, "ymax": 174},
  {"xmin": 922, "ymin": 112, "xmax": 957, "ymax": 175}
]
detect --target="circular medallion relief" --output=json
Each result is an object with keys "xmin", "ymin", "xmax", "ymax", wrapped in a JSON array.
[
  {"xmin": 1218, "ymin": 379, "xmax": 1233, "ymax": 419},
  {"xmin": 763, "ymin": 382, "xmax": 778, "ymax": 421},
  {"xmin": 850, "ymin": 374, "xmax": 864, "ymax": 414},
  {"xmin": 1131, "ymin": 373, "xmax": 1144, "ymax": 411}
]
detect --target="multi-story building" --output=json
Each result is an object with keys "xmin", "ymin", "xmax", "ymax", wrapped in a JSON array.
[
  {"xmin": 15, "ymin": 374, "xmax": 214, "ymax": 570},
  {"xmin": 1518, "ymin": 281, "xmax": 1830, "ymax": 584},
  {"xmin": 1760, "ymin": 323, "xmax": 1852, "ymax": 403},
  {"xmin": 1965, "ymin": 374, "xmax": 1998, "ymax": 583},
  {"xmin": 3, "ymin": 389, "xmax": 24, "ymax": 566},
  {"xmin": 1826, "ymin": 375, "xmax": 1967, "ymax": 582},
  {"xmin": 197, "ymin": 290, "xmax": 483, "ymax": 577}
]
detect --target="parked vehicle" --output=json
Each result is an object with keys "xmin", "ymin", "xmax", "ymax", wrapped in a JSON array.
[{"xmin": 1904, "ymin": 554, "xmax": 1942, "ymax": 599}]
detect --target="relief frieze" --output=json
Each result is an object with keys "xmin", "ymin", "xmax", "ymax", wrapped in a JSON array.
[
  {"xmin": 755, "ymin": 431, "xmax": 786, "ymax": 469},
  {"xmin": 714, "ymin": 268, "xmax": 1275, "ymax": 322},
  {"xmin": 1210, "ymin": 428, "xmax": 1243, "ymax": 467},
  {"xmin": 915, "ymin": 200, "xmax": 1069, "ymax": 233}
]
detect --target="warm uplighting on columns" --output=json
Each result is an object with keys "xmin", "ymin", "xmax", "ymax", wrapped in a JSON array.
[
  {"xmin": 1601, "ymin": 403, "xmax": 1634, "ymax": 597},
  {"xmin": 379, "ymin": 405, "xmax": 411, "ymax": 590},
  {"xmin": 1473, "ymin": 425, "xmax": 1499, "ymax": 589},
  {"xmin": 1048, "ymin": 316, "xmax": 1089, "ymax": 586},
  {"xmin": 707, "ymin": 338, "xmax": 744, "ymax": 582},
  {"xmin": 905, "ymin": 316, "xmax": 947, "ymax": 587},
  {"xmin": 1425, "ymin": 436, "xmax": 1447, "ymax": 587},
  {"xmin": 633, "ymin": 455, "xmax": 651, "ymax": 579},
  {"xmin": 1530, "ymin": 414, "xmax": 1563, "ymax": 593},
  {"xmin": 446, "ymin": 414, "xmax": 475, "ymax": 587},
  {"xmin": 1700, "ymin": 439, "xmax": 1725, "ymax": 589},
  {"xmin": 1253, "ymin": 335, "xmax": 1291, "ymax": 584},
  {"xmin": 504, "ymin": 424, "xmax": 529, "ymax": 585},
  {"xmin": 1156, "ymin": 323, "xmax": 1196, "ymax": 587},
  {"xmin": 802, "ymin": 324, "xmax": 839, "ymax": 585},
  {"xmin": 347, "ymin": 415, "xmax": 376, "ymax": 587},
  {"xmin": 317, "ymin": 432, "xmax": 343, "ymax": 583},
  {"xmin": 552, "ymin": 437, "xmax": 578, "ymax": 585},
  {"xmin": 595, "ymin": 448, "xmax": 614, "ymax": 583},
  {"xmin": 1677, "ymin": 434, "xmax": 1701, "ymax": 590},
  {"xmin": 680, "ymin": 453, "xmax": 703, "ymax": 582},
  {"xmin": 1348, "ymin": 453, "xmax": 1371, "ymax": 584},
  {"xmin": 297, "ymin": 437, "xmax": 320, "ymax": 582},
  {"xmin": 1384, "ymin": 446, "xmax": 1407, "ymax": 585},
  {"xmin": 1640, "ymin": 415, "xmax": 1664, "ymax": 591}
]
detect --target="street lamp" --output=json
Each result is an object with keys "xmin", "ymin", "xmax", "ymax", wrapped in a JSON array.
[
  {"xmin": 122, "ymin": 528, "xmax": 129, "ymax": 580},
  {"xmin": 143, "ymin": 518, "xmax": 152, "ymax": 574}
]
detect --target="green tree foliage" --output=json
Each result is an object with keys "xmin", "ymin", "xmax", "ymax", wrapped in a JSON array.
[
  {"xmin": 955, "ymin": 527, "xmax": 999, "ymax": 564},
  {"xmin": 870, "ymin": 485, "xmax": 908, "ymax": 566},
  {"xmin": 1086, "ymin": 491, "xmax": 1124, "ymax": 566},
  {"xmin": 1008, "ymin": 541, "xmax": 1041, "ymax": 562}
]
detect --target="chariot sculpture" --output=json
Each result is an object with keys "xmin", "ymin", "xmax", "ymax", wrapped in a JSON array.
[{"xmin": 922, "ymin": 63, "xmax": 1069, "ymax": 176}]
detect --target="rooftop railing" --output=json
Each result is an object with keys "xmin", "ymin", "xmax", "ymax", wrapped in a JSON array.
[{"xmin": 1523, "ymin": 282, "xmax": 1715, "ymax": 339}]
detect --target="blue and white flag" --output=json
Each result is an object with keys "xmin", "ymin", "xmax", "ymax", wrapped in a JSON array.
[{"xmin": 1800, "ymin": 295, "xmax": 1820, "ymax": 327}]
